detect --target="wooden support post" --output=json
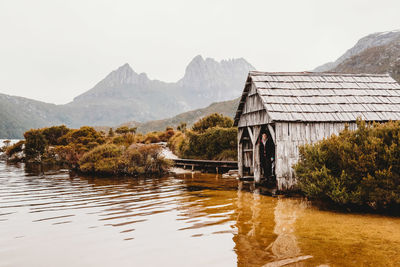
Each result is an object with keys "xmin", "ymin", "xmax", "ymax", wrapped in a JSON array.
[
  {"xmin": 268, "ymin": 124, "xmax": 276, "ymax": 144},
  {"xmin": 238, "ymin": 128, "xmax": 244, "ymax": 178},
  {"xmin": 191, "ymin": 164, "xmax": 194, "ymax": 171},
  {"xmin": 253, "ymin": 126, "xmax": 261, "ymax": 183},
  {"xmin": 247, "ymin": 126, "xmax": 254, "ymax": 144}
]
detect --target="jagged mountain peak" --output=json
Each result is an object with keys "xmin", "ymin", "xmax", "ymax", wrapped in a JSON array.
[
  {"xmin": 181, "ymin": 55, "xmax": 255, "ymax": 83},
  {"xmin": 101, "ymin": 63, "xmax": 139, "ymax": 85}
]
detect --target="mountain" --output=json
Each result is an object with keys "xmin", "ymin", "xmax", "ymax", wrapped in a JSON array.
[
  {"xmin": 177, "ymin": 55, "xmax": 254, "ymax": 109},
  {"xmin": 120, "ymin": 98, "xmax": 240, "ymax": 133},
  {"xmin": 64, "ymin": 55, "xmax": 254, "ymax": 126},
  {"xmin": 64, "ymin": 63, "xmax": 185, "ymax": 127},
  {"xmin": 332, "ymin": 36, "xmax": 400, "ymax": 82},
  {"xmin": 314, "ymin": 30, "xmax": 400, "ymax": 72},
  {"xmin": 0, "ymin": 55, "xmax": 254, "ymax": 138},
  {"xmin": 0, "ymin": 94, "xmax": 66, "ymax": 138}
]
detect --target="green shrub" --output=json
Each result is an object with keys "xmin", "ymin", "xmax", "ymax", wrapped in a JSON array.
[
  {"xmin": 143, "ymin": 132, "xmax": 161, "ymax": 144},
  {"xmin": 79, "ymin": 144, "xmax": 123, "ymax": 174},
  {"xmin": 42, "ymin": 125, "xmax": 70, "ymax": 145},
  {"xmin": 24, "ymin": 129, "xmax": 47, "ymax": 161},
  {"xmin": 78, "ymin": 143, "xmax": 172, "ymax": 175},
  {"xmin": 192, "ymin": 113, "xmax": 233, "ymax": 133},
  {"xmin": 167, "ymin": 131, "xmax": 186, "ymax": 157},
  {"xmin": 294, "ymin": 120, "xmax": 400, "ymax": 211},
  {"xmin": 5, "ymin": 140, "xmax": 25, "ymax": 157},
  {"xmin": 180, "ymin": 127, "xmax": 237, "ymax": 160},
  {"xmin": 58, "ymin": 126, "xmax": 105, "ymax": 152}
]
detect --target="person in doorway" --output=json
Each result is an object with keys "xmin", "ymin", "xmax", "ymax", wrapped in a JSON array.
[{"xmin": 259, "ymin": 133, "xmax": 274, "ymax": 180}]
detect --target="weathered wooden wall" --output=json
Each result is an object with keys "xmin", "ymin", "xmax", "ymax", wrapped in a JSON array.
[
  {"xmin": 238, "ymin": 84, "xmax": 271, "ymax": 127},
  {"xmin": 274, "ymin": 122, "xmax": 357, "ymax": 190}
]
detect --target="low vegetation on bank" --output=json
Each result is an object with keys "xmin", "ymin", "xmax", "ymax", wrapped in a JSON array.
[
  {"xmin": 294, "ymin": 120, "xmax": 400, "ymax": 212},
  {"xmin": 168, "ymin": 113, "xmax": 237, "ymax": 161},
  {"xmin": 1, "ymin": 113, "xmax": 236, "ymax": 176},
  {"xmin": 3, "ymin": 125, "xmax": 173, "ymax": 176}
]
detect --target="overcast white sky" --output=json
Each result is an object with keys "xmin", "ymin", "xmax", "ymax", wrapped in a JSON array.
[{"xmin": 0, "ymin": 0, "xmax": 399, "ymax": 104}]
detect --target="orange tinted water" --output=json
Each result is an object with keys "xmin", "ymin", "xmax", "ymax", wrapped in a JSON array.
[{"xmin": 0, "ymin": 162, "xmax": 399, "ymax": 267}]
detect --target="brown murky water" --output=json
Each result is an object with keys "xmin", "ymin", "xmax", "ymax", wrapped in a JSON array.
[{"xmin": 0, "ymin": 162, "xmax": 400, "ymax": 267}]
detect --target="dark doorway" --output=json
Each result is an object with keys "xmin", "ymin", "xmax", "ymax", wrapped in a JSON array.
[{"xmin": 259, "ymin": 125, "xmax": 276, "ymax": 184}]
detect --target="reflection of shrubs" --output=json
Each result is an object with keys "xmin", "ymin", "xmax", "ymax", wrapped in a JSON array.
[
  {"xmin": 294, "ymin": 120, "xmax": 400, "ymax": 211},
  {"xmin": 78, "ymin": 143, "xmax": 172, "ymax": 175}
]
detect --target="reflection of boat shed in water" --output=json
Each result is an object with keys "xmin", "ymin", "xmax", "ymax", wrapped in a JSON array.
[{"xmin": 233, "ymin": 71, "xmax": 400, "ymax": 190}]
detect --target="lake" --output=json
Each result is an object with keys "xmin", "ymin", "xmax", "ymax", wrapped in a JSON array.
[{"xmin": 0, "ymin": 161, "xmax": 399, "ymax": 267}]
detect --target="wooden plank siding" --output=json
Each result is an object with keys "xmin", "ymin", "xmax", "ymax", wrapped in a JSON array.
[
  {"xmin": 238, "ymin": 83, "xmax": 271, "ymax": 127},
  {"xmin": 274, "ymin": 122, "xmax": 357, "ymax": 190}
]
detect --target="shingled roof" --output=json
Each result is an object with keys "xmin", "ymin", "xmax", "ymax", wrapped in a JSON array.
[{"xmin": 234, "ymin": 71, "xmax": 400, "ymax": 125}]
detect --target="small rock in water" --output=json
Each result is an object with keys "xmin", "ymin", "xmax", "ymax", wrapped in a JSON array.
[{"xmin": 222, "ymin": 169, "xmax": 239, "ymax": 179}]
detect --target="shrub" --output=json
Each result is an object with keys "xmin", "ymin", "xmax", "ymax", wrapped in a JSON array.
[
  {"xmin": 78, "ymin": 143, "xmax": 171, "ymax": 175},
  {"xmin": 79, "ymin": 144, "xmax": 123, "ymax": 174},
  {"xmin": 5, "ymin": 140, "xmax": 25, "ymax": 161},
  {"xmin": 158, "ymin": 128, "xmax": 175, "ymax": 142},
  {"xmin": 24, "ymin": 129, "xmax": 47, "ymax": 161},
  {"xmin": 122, "ymin": 144, "xmax": 172, "ymax": 174},
  {"xmin": 191, "ymin": 113, "xmax": 233, "ymax": 133},
  {"xmin": 108, "ymin": 128, "xmax": 115, "ymax": 137},
  {"xmin": 143, "ymin": 132, "xmax": 161, "ymax": 144},
  {"xmin": 177, "ymin": 122, "xmax": 187, "ymax": 133},
  {"xmin": 167, "ymin": 131, "xmax": 186, "ymax": 156},
  {"xmin": 181, "ymin": 127, "xmax": 237, "ymax": 160},
  {"xmin": 58, "ymin": 126, "xmax": 105, "ymax": 152},
  {"xmin": 294, "ymin": 120, "xmax": 400, "ymax": 211},
  {"xmin": 42, "ymin": 125, "xmax": 70, "ymax": 145}
]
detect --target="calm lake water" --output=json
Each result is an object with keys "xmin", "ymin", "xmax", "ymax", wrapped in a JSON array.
[{"xmin": 0, "ymin": 161, "xmax": 400, "ymax": 267}]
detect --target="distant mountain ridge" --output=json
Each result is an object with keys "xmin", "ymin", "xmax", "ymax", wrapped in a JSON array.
[
  {"xmin": 0, "ymin": 55, "xmax": 255, "ymax": 138},
  {"xmin": 120, "ymin": 98, "xmax": 240, "ymax": 133},
  {"xmin": 314, "ymin": 30, "xmax": 400, "ymax": 72},
  {"xmin": 332, "ymin": 35, "xmax": 400, "ymax": 82}
]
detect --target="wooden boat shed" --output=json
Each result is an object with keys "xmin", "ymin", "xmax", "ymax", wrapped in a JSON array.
[{"xmin": 234, "ymin": 71, "xmax": 400, "ymax": 190}]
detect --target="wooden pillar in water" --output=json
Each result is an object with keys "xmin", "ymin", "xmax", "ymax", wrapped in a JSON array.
[{"xmin": 237, "ymin": 128, "xmax": 244, "ymax": 178}]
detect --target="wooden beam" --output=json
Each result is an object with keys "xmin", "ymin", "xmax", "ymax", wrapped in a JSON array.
[
  {"xmin": 247, "ymin": 126, "xmax": 254, "ymax": 144},
  {"xmin": 253, "ymin": 126, "xmax": 261, "ymax": 183},
  {"xmin": 268, "ymin": 124, "xmax": 276, "ymax": 144},
  {"xmin": 237, "ymin": 128, "xmax": 244, "ymax": 178}
]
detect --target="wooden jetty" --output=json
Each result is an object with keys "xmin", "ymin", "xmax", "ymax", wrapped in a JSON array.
[{"xmin": 172, "ymin": 158, "xmax": 237, "ymax": 173}]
